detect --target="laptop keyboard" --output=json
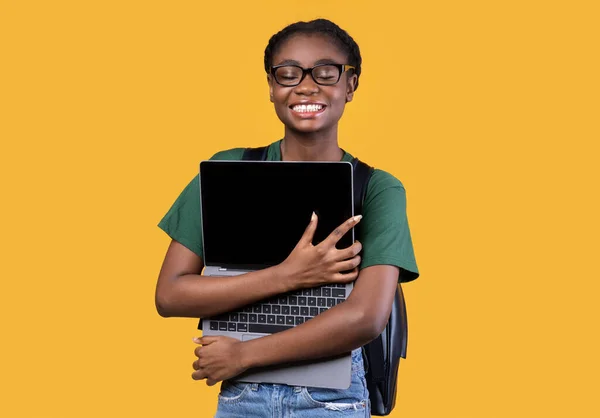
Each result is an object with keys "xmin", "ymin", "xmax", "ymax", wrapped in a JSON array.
[{"xmin": 208, "ymin": 284, "xmax": 348, "ymax": 334}]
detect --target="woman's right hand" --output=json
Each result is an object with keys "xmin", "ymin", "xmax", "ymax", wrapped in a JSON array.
[{"xmin": 276, "ymin": 212, "xmax": 363, "ymax": 290}]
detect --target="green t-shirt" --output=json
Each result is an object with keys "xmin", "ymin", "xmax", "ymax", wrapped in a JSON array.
[{"xmin": 158, "ymin": 140, "xmax": 419, "ymax": 282}]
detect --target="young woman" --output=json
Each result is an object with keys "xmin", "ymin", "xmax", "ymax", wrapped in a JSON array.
[{"xmin": 156, "ymin": 19, "xmax": 419, "ymax": 417}]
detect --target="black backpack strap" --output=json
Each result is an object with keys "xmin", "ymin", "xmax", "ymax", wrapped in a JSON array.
[
  {"xmin": 398, "ymin": 284, "xmax": 408, "ymax": 359},
  {"xmin": 242, "ymin": 146, "xmax": 269, "ymax": 161},
  {"xmin": 352, "ymin": 157, "xmax": 374, "ymax": 271},
  {"xmin": 351, "ymin": 157, "xmax": 374, "ymax": 216}
]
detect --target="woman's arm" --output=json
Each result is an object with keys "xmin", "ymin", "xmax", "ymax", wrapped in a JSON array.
[
  {"xmin": 156, "ymin": 214, "xmax": 363, "ymax": 318},
  {"xmin": 156, "ymin": 240, "xmax": 288, "ymax": 318},
  {"xmin": 192, "ymin": 264, "xmax": 399, "ymax": 385}
]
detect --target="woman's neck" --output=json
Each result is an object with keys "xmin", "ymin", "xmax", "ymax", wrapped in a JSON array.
[{"xmin": 281, "ymin": 128, "xmax": 343, "ymax": 162}]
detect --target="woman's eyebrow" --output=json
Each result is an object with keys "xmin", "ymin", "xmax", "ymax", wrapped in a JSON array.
[
  {"xmin": 314, "ymin": 58, "xmax": 338, "ymax": 65},
  {"xmin": 274, "ymin": 59, "xmax": 301, "ymax": 66}
]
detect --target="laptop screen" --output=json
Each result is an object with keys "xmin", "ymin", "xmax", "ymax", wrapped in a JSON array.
[{"xmin": 200, "ymin": 161, "xmax": 354, "ymax": 270}]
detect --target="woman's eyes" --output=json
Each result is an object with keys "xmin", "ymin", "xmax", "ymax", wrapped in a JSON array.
[{"xmin": 313, "ymin": 69, "xmax": 337, "ymax": 80}]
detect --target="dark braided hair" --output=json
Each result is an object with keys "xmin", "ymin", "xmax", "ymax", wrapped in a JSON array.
[{"xmin": 264, "ymin": 19, "xmax": 362, "ymax": 90}]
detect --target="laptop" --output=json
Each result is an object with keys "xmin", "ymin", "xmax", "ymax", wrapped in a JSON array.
[{"xmin": 198, "ymin": 160, "xmax": 356, "ymax": 389}]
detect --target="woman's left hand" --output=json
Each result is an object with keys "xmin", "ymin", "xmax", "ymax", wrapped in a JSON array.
[{"xmin": 192, "ymin": 336, "xmax": 248, "ymax": 385}]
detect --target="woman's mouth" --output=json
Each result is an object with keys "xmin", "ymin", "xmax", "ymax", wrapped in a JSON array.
[{"xmin": 290, "ymin": 103, "xmax": 327, "ymax": 117}]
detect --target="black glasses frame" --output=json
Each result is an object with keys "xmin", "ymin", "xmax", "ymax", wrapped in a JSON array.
[{"xmin": 270, "ymin": 63, "xmax": 356, "ymax": 87}]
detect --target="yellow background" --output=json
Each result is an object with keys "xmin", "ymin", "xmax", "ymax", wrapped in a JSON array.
[{"xmin": 1, "ymin": 0, "xmax": 598, "ymax": 416}]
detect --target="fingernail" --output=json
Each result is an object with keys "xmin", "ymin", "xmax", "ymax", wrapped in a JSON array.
[
  {"xmin": 193, "ymin": 337, "xmax": 200, "ymax": 343},
  {"xmin": 353, "ymin": 215, "xmax": 362, "ymax": 222},
  {"xmin": 311, "ymin": 212, "xmax": 317, "ymax": 221}
]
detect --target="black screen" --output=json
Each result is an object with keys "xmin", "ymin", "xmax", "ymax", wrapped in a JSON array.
[{"xmin": 200, "ymin": 161, "xmax": 354, "ymax": 269}]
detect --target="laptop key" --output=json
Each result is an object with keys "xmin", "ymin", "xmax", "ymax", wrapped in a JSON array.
[
  {"xmin": 230, "ymin": 313, "xmax": 238, "ymax": 322},
  {"xmin": 336, "ymin": 299, "xmax": 345, "ymax": 305},
  {"xmin": 300, "ymin": 307, "xmax": 309, "ymax": 316},
  {"xmin": 295, "ymin": 317, "xmax": 304, "ymax": 325},
  {"xmin": 228, "ymin": 323, "xmax": 236, "ymax": 332},
  {"xmin": 219, "ymin": 322, "xmax": 227, "ymax": 331},
  {"xmin": 291, "ymin": 306, "xmax": 299, "ymax": 316},
  {"xmin": 237, "ymin": 323, "xmax": 248, "ymax": 332},
  {"xmin": 332, "ymin": 289, "xmax": 346, "ymax": 298},
  {"xmin": 278, "ymin": 296, "xmax": 288, "ymax": 304},
  {"xmin": 258, "ymin": 314, "xmax": 266, "ymax": 323},
  {"xmin": 267, "ymin": 315, "xmax": 276, "ymax": 324},
  {"xmin": 302, "ymin": 289, "xmax": 311, "ymax": 296},
  {"xmin": 276, "ymin": 315, "xmax": 285, "ymax": 325},
  {"xmin": 249, "ymin": 324, "xmax": 292, "ymax": 334},
  {"xmin": 308, "ymin": 297, "xmax": 316, "ymax": 306},
  {"xmin": 313, "ymin": 287, "xmax": 322, "ymax": 296},
  {"xmin": 273, "ymin": 305, "xmax": 281, "ymax": 314},
  {"xmin": 317, "ymin": 298, "xmax": 326, "ymax": 307},
  {"xmin": 327, "ymin": 298, "xmax": 335, "ymax": 307},
  {"xmin": 310, "ymin": 307, "xmax": 318, "ymax": 316},
  {"xmin": 243, "ymin": 306, "xmax": 253, "ymax": 313},
  {"xmin": 263, "ymin": 305, "xmax": 271, "ymax": 314},
  {"xmin": 249, "ymin": 314, "xmax": 257, "ymax": 323},
  {"xmin": 319, "ymin": 308, "xmax": 327, "ymax": 314},
  {"xmin": 282, "ymin": 306, "xmax": 290, "ymax": 315},
  {"xmin": 285, "ymin": 316, "xmax": 295, "ymax": 325},
  {"xmin": 323, "ymin": 288, "xmax": 331, "ymax": 297},
  {"xmin": 210, "ymin": 321, "xmax": 218, "ymax": 330},
  {"xmin": 298, "ymin": 297, "xmax": 307, "ymax": 306},
  {"xmin": 253, "ymin": 305, "xmax": 262, "ymax": 313},
  {"xmin": 240, "ymin": 313, "xmax": 248, "ymax": 322},
  {"xmin": 289, "ymin": 296, "xmax": 298, "ymax": 305},
  {"xmin": 305, "ymin": 316, "xmax": 313, "ymax": 322}
]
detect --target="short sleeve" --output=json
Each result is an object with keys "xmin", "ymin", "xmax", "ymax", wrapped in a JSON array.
[
  {"xmin": 158, "ymin": 175, "xmax": 203, "ymax": 257},
  {"xmin": 157, "ymin": 148, "xmax": 246, "ymax": 258},
  {"xmin": 359, "ymin": 170, "xmax": 420, "ymax": 282}
]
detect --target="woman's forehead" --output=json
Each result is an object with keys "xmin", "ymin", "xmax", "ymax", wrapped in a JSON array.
[{"xmin": 272, "ymin": 33, "xmax": 347, "ymax": 67}]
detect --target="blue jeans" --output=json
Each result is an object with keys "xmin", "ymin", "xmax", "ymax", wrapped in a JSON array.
[{"xmin": 214, "ymin": 349, "xmax": 370, "ymax": 417}]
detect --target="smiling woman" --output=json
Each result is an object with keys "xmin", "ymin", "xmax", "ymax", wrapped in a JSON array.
[
  {"xmin": 156, "ymin": 18, "xmax": 419, "ymax": 418},
  {"xmin": 266, "ymin": 30, "xmax": 360, "ymax": 146}
]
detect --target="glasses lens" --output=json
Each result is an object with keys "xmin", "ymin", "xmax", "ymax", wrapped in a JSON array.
[
  {"xmin": 312, "ymin": 65, "xmax": 340, "ymax": 85},
  {"xmin": 274, "ymin": 66, "xmax": 303, "ymax": 86}
]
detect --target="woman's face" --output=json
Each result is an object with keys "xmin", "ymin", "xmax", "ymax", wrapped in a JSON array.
[{"xmin": 268, "ymin": 34, "xmax": 357, "ymax": 136}]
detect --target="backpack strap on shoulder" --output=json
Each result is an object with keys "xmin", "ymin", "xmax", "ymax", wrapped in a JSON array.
[
  {"xmin": 242, "ymin": 146, "xmax": 269, "ymax": 161},
  {"xmin": 351, "ymin": 157, "xmax": 375, "ymax": 216}
]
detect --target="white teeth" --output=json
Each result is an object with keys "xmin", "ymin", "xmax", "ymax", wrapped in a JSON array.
[{"xmin": 292, "ymin": 104, "xmax": 323, "ymax": 113}]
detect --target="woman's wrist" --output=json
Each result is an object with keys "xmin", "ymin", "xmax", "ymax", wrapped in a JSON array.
[
  {"xmin": 269, "ymin": 263, "xmax": 296, "ymax": 294},
  {"xmin": 238, "ymin": 339, "xmax": 260, "ymax": 370}
]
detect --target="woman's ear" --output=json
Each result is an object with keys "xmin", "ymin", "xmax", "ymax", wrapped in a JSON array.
[
  {"xmin": 267, "ymin": 75, "xmax": 274, "ymax": 103},
  {"xmin": 346, "ymin": 74, "xmax": 358, "ymax": 102}
]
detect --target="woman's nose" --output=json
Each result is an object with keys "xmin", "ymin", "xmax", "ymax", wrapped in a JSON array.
[{"xmin": 293, "ymin": 74, "xmax": 319, "ymax": 95}]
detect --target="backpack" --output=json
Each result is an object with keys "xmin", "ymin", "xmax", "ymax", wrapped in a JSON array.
[{"xmin": 242, "ymin": 146, "xmax": 408, "ymax": 416}]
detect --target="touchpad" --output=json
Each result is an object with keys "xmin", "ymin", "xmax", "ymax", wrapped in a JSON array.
[{"xmin": 242, "ymin": 334, "xmax": 266, "ymax": 342}]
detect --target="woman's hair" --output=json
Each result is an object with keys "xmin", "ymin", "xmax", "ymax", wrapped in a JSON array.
[{"xmin": 264, "ymin": 19, "xmax": 362, "ymax": 90}]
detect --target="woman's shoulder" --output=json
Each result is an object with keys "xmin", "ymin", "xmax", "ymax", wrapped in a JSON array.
[{"xmin": 368, "ymin": 168, "xmax": 406, "ymax": 195}]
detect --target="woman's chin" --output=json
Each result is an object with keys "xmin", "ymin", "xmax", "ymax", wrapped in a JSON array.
[{"xmin": 288, "ymin": 120, "xmax": 329, "ymax": 134}]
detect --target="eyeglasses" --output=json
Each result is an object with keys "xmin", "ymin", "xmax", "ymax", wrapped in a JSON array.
[{"xmin": 270, "ymin": 63, "xmax": 356, "ymax": 87}]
